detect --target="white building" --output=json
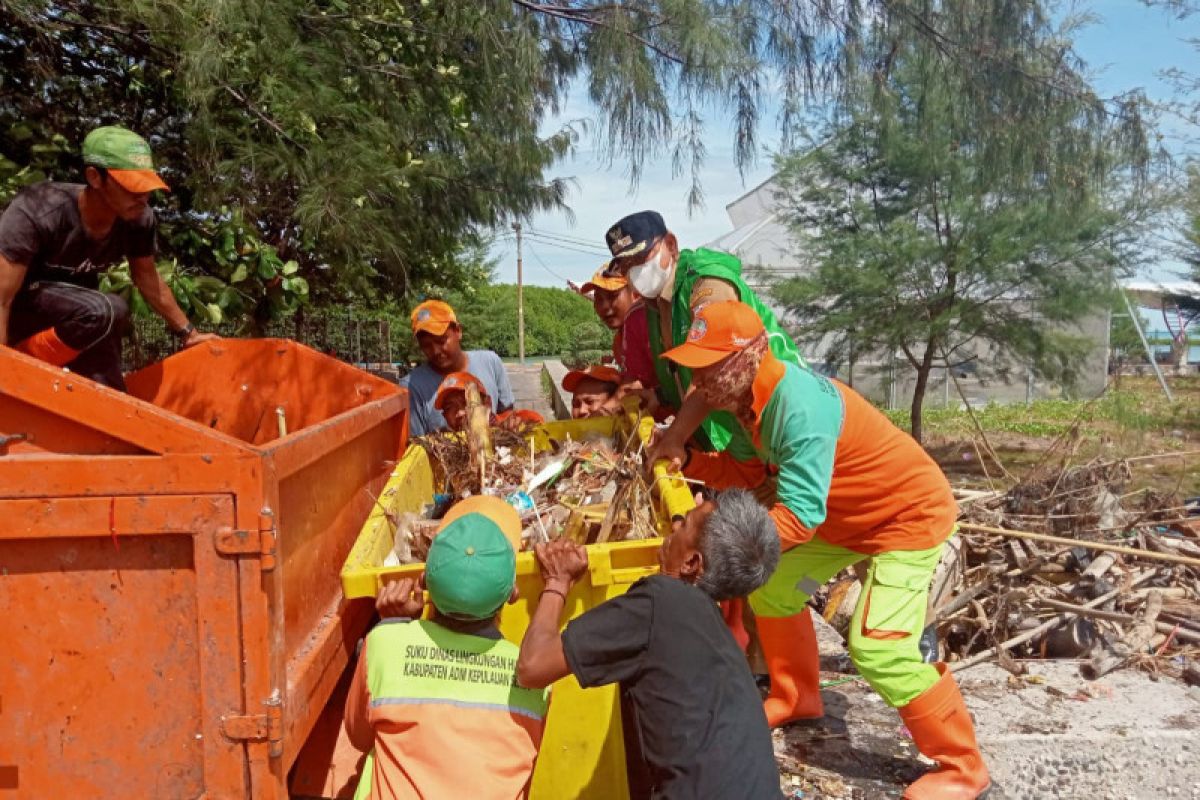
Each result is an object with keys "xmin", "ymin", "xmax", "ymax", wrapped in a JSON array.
[{"xmin": 705, "ymin": 176, "xmax": 1112, "ymax": 408}]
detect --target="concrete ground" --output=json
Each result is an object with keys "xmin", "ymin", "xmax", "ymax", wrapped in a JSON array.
[
  {"xmin": 505, "ymin": 362, "xmax": 555, "ymax": 421},
  {"xmin": 777, "ymin": 617, "xmax": 1200, "ymax": 799}
]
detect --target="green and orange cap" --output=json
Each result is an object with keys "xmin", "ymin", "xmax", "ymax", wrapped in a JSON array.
[
  {"xmin": 661, "ymin": 300, "xmax": 766, "ymax": 369},
  {"xmin": 426, "ymin": 496, "xmax": 521, "ymax": 619},
  {"xmin": 82, "ymin": 126, "xmax": 169, "ymax": 194}
]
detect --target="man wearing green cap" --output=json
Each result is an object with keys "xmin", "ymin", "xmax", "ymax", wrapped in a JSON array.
[
  {"xmin": 344, "ymin": 496, "xmax": 549, "ymax": 800},
  {"xmin": 0, "ymin": 125, "xmax": 214, "ymax": 390}
]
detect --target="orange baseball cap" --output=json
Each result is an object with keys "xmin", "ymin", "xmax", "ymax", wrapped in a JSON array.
[
  {"xmin": 562, "ymin": 364, "xmax": 622, "ymax": 393},
  {"xmin": 661, "ymin": 301, "xmax": 765, "ymax": 368},
  {"xmin": 580, "ymin": 263, "xmax": 627, "ymax": 295},
  {"xmin": 437, "ymin": 495, "xmax": 523, "ymax": 553},
  {"xmin": 411, "ymin": 300, "xmax": 457, "ymax": 336},
  {"xmin": 434, "ymin": 371, "xmax": 489, "ymax": 410}
]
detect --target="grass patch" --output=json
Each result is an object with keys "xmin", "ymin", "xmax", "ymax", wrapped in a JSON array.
[{"xmin": 884, "ymin": 376, "xmax": 1200, "ymax": 442}]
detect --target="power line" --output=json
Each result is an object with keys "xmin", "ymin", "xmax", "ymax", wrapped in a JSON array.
[
  {"xmin": 525, "ymin": 244, "xmax": 575, "ymax": 284},
  {"xmin": 523, "ymin": 232, "xmax": 609, "ymax": 258},
  {"xmin": 528, "ymin": 227, "xmax": 604, "ymax": 248}
]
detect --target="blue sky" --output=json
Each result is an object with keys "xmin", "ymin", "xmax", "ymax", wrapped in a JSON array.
[{"xmin": 489, "ymin": 2, "xmax": 1197, "ymax": 288}]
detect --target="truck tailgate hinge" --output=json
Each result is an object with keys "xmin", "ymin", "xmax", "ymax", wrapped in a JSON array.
[
  {"xmin": 214, "ymin": 519, "xmax": 277, "ymax": 571},
  {"xmin": 220, "ymin": 695, "xmax": 283, "ymax": 756}
]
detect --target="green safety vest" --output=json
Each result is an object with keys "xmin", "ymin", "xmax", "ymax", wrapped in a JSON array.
[
  {"xmin": 646, "ymin": 248, "xmax": 807, "ymax": 457},
  {"xmin": 354, "ymin": 619, "xmax": 550, "ymax": 800}
]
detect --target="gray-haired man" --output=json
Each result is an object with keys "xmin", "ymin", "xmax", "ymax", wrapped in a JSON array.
[{"xmin": 518, "ymin": 489, "xmax": 783, "ymax": 799}]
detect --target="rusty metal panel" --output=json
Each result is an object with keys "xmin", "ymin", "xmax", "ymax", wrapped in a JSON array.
[
  {"xmin": 0, "ymin": 495, "xmax": 245, "ymax": 798},
  {"xmin": 1, "ymin": 339, "xmax": 406, "ymax": 799}
]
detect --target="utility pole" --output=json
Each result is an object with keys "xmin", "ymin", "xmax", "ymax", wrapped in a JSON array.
[{"xmin": 513, "ymin": 222, "xmax": 526, "ymax": 364}]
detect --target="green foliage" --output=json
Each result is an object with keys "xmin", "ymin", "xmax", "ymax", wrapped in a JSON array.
[
  {"xmin": 564, "ymin": 321, "xmax": 612, "ymax": 369},
  {"xmin": 445, "ymin": 284, "xmax": 605, "ymax": 359},
  {"xmin": 0, "ymin": 0, "xmax": 573, "ymax": 322},
  {"xmin": 1109, "ymin": 290, "xmax": 1151, "ymax": 366},
  {"xmin": 771, "ymin": 2, "xmax": 1156, "ymax": 441},
  {"xmin": 882, "ymin": 377, "xmax": 1200, "ymax": 440},
  {"xmin": 1184, "ymin": 165, "xmax": 1200, "ymax": 294}
]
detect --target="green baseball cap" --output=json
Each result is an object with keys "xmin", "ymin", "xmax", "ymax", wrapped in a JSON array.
[
  {"xmin": 425, "ymin": 508, "xmax": 517, "ymax": 620},
  {"xmin": 82, "ymin": 126, "xmax": 169, "ymax": 193}
]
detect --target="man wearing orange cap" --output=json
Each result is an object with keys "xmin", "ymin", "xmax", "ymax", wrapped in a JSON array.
[
  {"xmin": 657, "ymin": 301, "xmax": 990, "ymax": 800},
  {"xmin": 435, "ymin": 371, "xmax": 544, "ymax": 432},
  {"xmin": 577, "ymin": 264, "xmax": 657, "ymax": 393},
  {"xmin": 402, "ymin": 299, "xmax": 514, "ymax": 436},
  {"xmin": 0, "ymin": 126, "xmax": 215, "ymax": 390},
  {"xmin": 346, "ymin": 496, "xmax": 549, "ymax": 799},
  {"xmin": 560, "ymin": 363, "xmax": 621, "ymax": 418}
]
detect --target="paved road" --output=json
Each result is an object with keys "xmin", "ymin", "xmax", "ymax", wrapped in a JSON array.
[{"xmin": 505, "ymin": 363, "xmax": 555, "ymax": 421}]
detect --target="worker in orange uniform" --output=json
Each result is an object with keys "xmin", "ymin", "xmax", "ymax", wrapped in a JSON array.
[
  {"xmin": 0, "ymin": 126, "xmax": 216, "ymax": 390},
  {"xmin": 658, "ymin": 301, "xmax": 990, "ymax": 800},
  {"xmin": 561, "ymin": 363, "xmax": 622, "ymax": 418},
  {"xmin": 345, "ymin": 496, "xmax": 550, "ymax": 799},
  {"xmin": 434, "ymin": 371, "xmax": 543, "ymax": 432}
]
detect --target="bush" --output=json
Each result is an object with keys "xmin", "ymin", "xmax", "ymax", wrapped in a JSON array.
[{"xmin": 445, "ymin": 284, "xmax": 609, "ymax": 359}]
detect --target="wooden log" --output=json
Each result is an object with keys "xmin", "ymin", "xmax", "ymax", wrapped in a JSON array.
[
  {"xmin": 959, "ymin": 523, "xmax": 1200, "ymax": 568},
  {"xmin": 1081, "ymin": 590, "xmax": 1165, "ymax": 679},
  {"xmin": 1036, "ymin": 597, "xmax": 1200, "ymax": 645},
  {"xmin": 950, "ymin": 570, "xmax": 1155, "ymax": 673}
]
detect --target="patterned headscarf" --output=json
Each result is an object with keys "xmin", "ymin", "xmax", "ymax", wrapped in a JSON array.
[{"xmin": 697, "ymin": 330, "xmax": 769, "ymax": 428}]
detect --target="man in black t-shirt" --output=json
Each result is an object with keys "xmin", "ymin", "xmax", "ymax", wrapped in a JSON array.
[
  {"xmin": 517, "ymin": 489, "xmax": 784, "ymax": 799},
  {"xmin": 0, "ymin": 126, "xmax": 215, "ymax": 390}
]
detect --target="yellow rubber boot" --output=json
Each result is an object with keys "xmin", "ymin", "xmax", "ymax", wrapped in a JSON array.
[
  {"xmin": 757, "ymin": 609, "xmax": 824, "ymax": 727},
  {"xmin": 899, "ymin": 664, "xmax": 991, "ymax": 799}
]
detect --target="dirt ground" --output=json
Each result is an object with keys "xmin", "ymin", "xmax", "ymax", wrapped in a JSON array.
[{"xmin": 775, "ymin": 616, "xmax": 1200, "ymax": 800}]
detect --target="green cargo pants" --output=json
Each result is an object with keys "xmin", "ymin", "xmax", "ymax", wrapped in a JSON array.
[{"xmin": 748, "ymin": 533, "xmax": 948, "ymax": 708}]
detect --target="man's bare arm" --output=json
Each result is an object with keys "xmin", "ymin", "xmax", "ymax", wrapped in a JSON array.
[
  {"xmin": 0, "ymin": 253, "xmax": 29, "ymax": 346},
  {"xmin": 129, "ymin": 256, "xmax": 217, "ymax": 347}
]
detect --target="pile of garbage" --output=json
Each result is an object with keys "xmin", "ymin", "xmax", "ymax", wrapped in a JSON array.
[{"xmin": 383, "ymin": 420, "xmax": 659, "ymax": 565}]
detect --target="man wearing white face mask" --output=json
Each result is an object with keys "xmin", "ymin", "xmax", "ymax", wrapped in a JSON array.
[{"xmin": 602, "ymin": 210, "xmax": 806, "ymax": 464}]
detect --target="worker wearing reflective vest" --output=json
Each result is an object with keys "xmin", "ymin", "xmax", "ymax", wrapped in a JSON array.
[
  {"xmin": 659, "ymin": 301, "xmax": 991, "ymax": 800},
  {"xmin": 344, "ymin": 497, "xmax": 550, "ymax": 800},
  {"xmin": 600, "ymin": 210, "xmax": 805, "ymax": 458},
  {"xmin": 601, "ymin": 210, "xmax": 803, "ymax": 652}
]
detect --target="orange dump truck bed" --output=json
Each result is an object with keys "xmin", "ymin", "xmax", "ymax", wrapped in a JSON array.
[{"xmin": 0, "ymin": 340, "xmax": 407, "ymax": 799}]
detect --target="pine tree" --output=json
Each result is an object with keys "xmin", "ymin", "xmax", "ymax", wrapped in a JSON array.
[{"xmin": 771, "ymin": 2, "xmax": 1156, "ymax": 442}]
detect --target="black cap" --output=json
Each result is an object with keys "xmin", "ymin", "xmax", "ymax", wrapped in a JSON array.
[{"xmin": 605, "ymin": 210, "xmax": 667, "ymax": 260}]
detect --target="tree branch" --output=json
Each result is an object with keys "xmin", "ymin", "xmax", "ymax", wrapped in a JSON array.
[{"xmin": 510, "ymin": 0, "xmax": 684, "ymax": 65}]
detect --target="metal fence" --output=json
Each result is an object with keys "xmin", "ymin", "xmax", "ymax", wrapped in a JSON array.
[{"xmin": 122, "ymin": 309, "xmax": 416, "ymax": 371}]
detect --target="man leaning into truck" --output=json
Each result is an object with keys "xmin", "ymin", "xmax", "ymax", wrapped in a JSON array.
[
  {"xmin": 0, "ymin": 126, "xmax": 215, "ymax": 390},
  {"xmin": 657, "ymin": 301, "xmax": 991, "ymax": 800},
  {"xmin": 517, "ymin": 489, "xmax": 784, "ymax": 799}
]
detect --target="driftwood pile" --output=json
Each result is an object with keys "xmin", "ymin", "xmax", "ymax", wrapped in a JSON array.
[
  {"xmin": 816, "ymin": 456, "xmax": 1200, "ymax": 682},
  {"xmin": 384, "ymin": 416, "xmax": 659, "ymax": 565},
  {"xmin": 944, "ymin": 457, "xmax": 1199, "ymax": 680}
]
